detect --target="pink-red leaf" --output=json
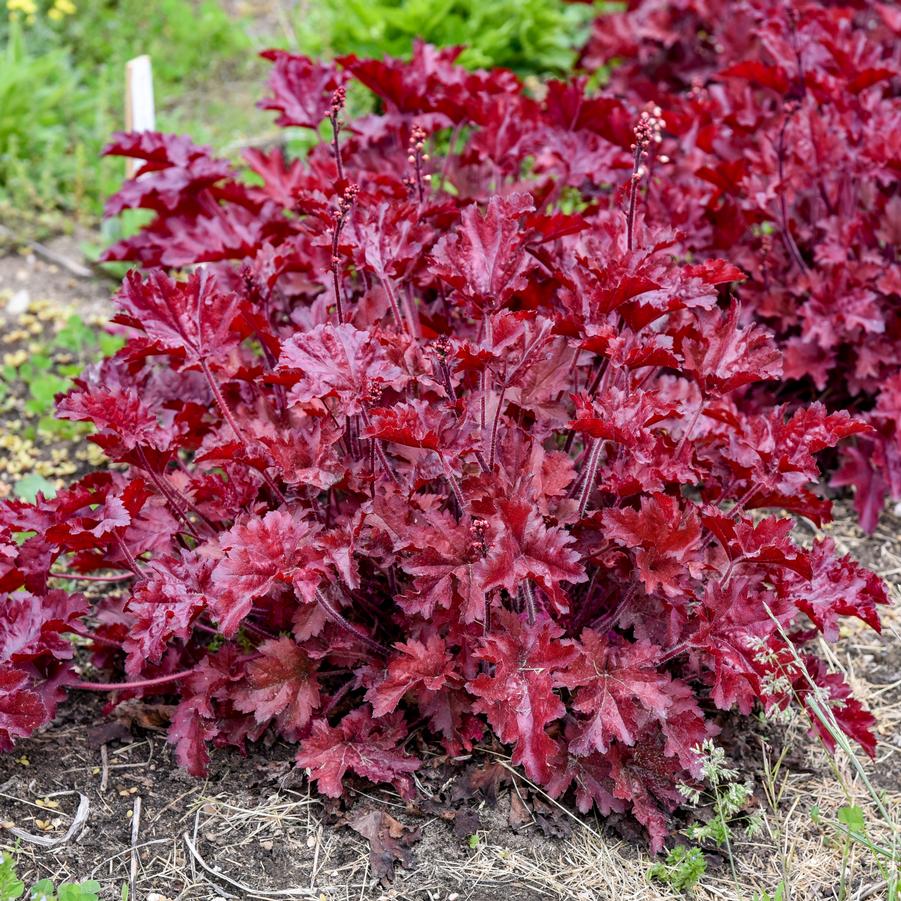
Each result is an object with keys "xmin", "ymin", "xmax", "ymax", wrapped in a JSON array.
[{"xmin": 296, "ymin": 708, "xmax": 420, "ymax": 797}]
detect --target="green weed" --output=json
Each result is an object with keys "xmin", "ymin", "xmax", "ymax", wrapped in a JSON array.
[
  {"xmin": 0, "ymin": 853, "xmax": 99, "ymax": 901},
  {"xmin": 0, "ymin": 0, "xmax": 255, "ymax": 219},
  {"xmin": 762, "ymin": 605, "xmax": 900, "ymax": 898},
  {"xmin": 648, "ymin": 845, "xmax": 707, "ymax": 892},
  {"xmin": 0, "ymin": 307, "xmax": 122, "ymax": 494}
]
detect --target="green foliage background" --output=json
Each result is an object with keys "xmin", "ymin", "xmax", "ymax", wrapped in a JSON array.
[
  {"xmin": 290, "ymin": 0, "xmax": 599, "ymax": 74},
  {"xmin": 0, "ymin": 0, "xmax": 252, "ymax": 221},
  {"xmin": 0, "ymin": 0, "xmax": 610, "ymax": 226}
]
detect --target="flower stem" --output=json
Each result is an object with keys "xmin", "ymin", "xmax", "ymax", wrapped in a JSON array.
[
  {"xmin": 331, "ymin": 219, "xmax": 347, "ymax": 324},
  {"xmin": 68, "ymin": 668, "xmax": 194, "ymax": 692},
  {"xmin": 380, "ymin": 276, "xmax": 411, "ymax": 335},
  {"xmin": 201, "ymin": 359, "xmax": 287, "ymax": 504},
  {"xmin": 626, "ymin": 151, "xmax": 642, "ymax": 252},
  {"xmin": 439, "ymin": 454, "xmax": 467, "ymax": 513},
  {"xmin": 776, "ymin": 113, "xmax": 808, "ymax": 273},
  {"xmin": 315, "ymin": 588, "xmax": 387, "ymax": 655},
  {"xmin": 49, "ymin": 571, "xmax": 134, "ymax": 583},
  {"xmin": 522, "ymin": 580, "xmax": 538, "ymax": 625},
  {"xmin": 577, "ymin": 439, "xmax": 605, "ymax": 518},
  {"xmin": 329, "ymin": 104, "xmax": 344, "ymax": 183},
  {"xmin": 115, "ymin": 534, "xmax": 142, "ymax": 574},
  {"xmin": 201, "ymin": 359, "xmax": 246, "ymax": 443},
  {"xmin": 360, "ymin": 407, "xmax": 401, "ymax": 486},
  {"xmin": 137, "ymin": 447, "xmax": 208, "ymax": 538},
  {"xmin": 487, "ymin": 384, "xmax": 507, "ymax": 471}
]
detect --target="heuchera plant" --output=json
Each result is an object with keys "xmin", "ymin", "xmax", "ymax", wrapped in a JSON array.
[
  {"xmin": 0, "ymin": 39, "xmax": 890, "ymax": 850},
  {"xmin": 580, "ymin": 0, "xmax": 900, "ymax": 531}
]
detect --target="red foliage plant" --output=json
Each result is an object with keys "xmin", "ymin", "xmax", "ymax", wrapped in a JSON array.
[
  {"xmin": 580, "ymin": 0, "xmax": 900, "ymax": 531},
  {"xmin": 0, "ymin": 39, "xmax": 890, "ymax": 850}
]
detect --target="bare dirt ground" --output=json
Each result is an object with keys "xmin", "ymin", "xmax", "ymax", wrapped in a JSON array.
[
  {"xmin": 0, "ymin": 504, "xmax": 898, "ymax": 901},
  {"xmin": 0, "ymin": 237, "xmax": 111, "ymax": 315}
]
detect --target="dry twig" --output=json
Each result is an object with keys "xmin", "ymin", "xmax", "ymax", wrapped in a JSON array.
[{"xmin": 5, "ymin": 791, "xmax": 90, "ymax": 849}]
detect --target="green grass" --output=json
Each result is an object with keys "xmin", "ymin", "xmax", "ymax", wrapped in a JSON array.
[
  {"xmin": 0, "ymin": 0, "xmax": 619, "ymax": 226},
  {"xmin": 0, "ymin": 0, "xmax": 256, "ymax": 223},
  {"xmin": 0, "ymin": 303, "xmax": 124, "ymax": 497},
  {"xmin": 762, "ymin": 605, "xmax": 900, "ymax": 899}
]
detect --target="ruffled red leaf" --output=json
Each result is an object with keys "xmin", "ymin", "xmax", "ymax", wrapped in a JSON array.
[
  {"xmin": 259, "ymin": 51, "xmax": 346, "ymax": 130},
  {"xmin": 560, "ymin": 632, "xmax": 673, "ymax": 756},
  {"xmin": 431, "ymin": 193, "xmax": 536, "ymax": 310},
  {"xmin": 296, "ymin": 708, "xmax": 420, "ymax": 797},
  {"xmin": 211, "ymin": 510, "xmax": 325, "ymax": 636},
  {"xmin": 114, "ymin": 269, "xmax": 243, "ymax": 367},
  {"xmin": 233, "ymin": 637, "xmax": 321, "ymax": 735},
  {"xmin": 467, "ymin": 612, "xmax": 578, "ymax": 783},
  {"xmin": 278, "ymin": 323, "xmax": 409, "ymax": 416},
  {"xmin": 0, "ymin": 668, "xmax": 48, "ymax": 752}
]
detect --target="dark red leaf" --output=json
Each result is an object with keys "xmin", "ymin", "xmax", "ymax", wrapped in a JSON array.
[
  {"xmin": 296, "ymin": 708, "xmax": 420, "ymax": 798},
  {"xmin": 259, "ymin": 51, "xmax": 346, "ymax": 130},
  {"xmin": 467, "ymin": 612, "xmax": 578, "ymax": 783},
  {"xmin": 114, "ymin": 269, "xmax": 243, "ymax": 367},
  {"xmin": 431, "ymin": 194, "xmax": 536, "ymax": 310},
  {"xmin": 233, "ymin": 637, "xmax": 321, "ymax": 735}
]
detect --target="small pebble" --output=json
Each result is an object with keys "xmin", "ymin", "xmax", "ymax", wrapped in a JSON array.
[{"xmin": 7, "ymin": 289, "xmax": 29, "ymax": 315}]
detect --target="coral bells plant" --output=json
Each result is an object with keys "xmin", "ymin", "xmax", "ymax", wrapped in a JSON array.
[
  {"xmin": 0, "ymin": 42, "xmax": 890, "ymax": 850},
  {"xmin": 581, "ymin": 0, "xmax": 901, "ymax": 530}
]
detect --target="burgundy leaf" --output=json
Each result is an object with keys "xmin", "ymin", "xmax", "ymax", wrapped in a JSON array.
[
  {"xmin": 431, "ymin": 194, "xmax": 536, "ymax": 310},
  {"xmin": 560, "ymin": 632, "xmax": 673, "ymax": 756},
  {"xmin": 0, "ymin": 668, "xmax": 48, "ymax": 752},
  {"xmin": 278, "ymin": 323, "xmax": 408, "ymax": 415},
  {"xmin": 233, "ymin": 637, "xmax": 321, "ymax": 735},
  {"xmin": 481, "ymin": 498, "xmax": 586, "ymax": 611},
  {"xmin": 603, "ymin": 494, "xmax": 704, "ymax": 597},
  {"xmin": 678, "ymin": 304, "xmax": 782, "ymax": 393},
  {"xmin": 296, "ymin": 708, "xmax": 420, "ymax": 798},
  {"xmin": 114, "ymin": 269, "xmax": 243, "ymax": 367},
  {"xmin": 467, "ymin": 612, "xmax": 578, "ymax": 783},
  {"xmin": 211, "ymin": 510, "xmax": 325, "ymax": 636},
  {"xmin": 259, "ymin": 51, "xmax": 346, "ymax": 130}
]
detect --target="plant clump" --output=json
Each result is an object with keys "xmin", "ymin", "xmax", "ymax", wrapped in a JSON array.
[{"xmin": 0, "ymin": 36, "xmax": 890, "ymax": 851}]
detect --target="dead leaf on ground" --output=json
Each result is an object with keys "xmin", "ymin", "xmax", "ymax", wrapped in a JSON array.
[
  {"xmin": 115, "ymin": 700, "xmax": 176, "ymax": 731},
  {"xmin": 533, "ymin": 796, "xmax": 571, "ymax": 838},
  {"xmin": 450, "ymin": 761, "xmax": 510, "ymax": 805},
  {"xmin": 86, "ymin": 720, "xmax": 132, "ymax": 748},
  {"xmin": 347, "ymin": 808, "xmax": 422, "ymax": 881},
  {"xmin": 413, "ymin": 798, "xmax": 482, "ymax": 839},
  {"xmin": 508, "ymin": 789, "xmax": 532, "ymax": 829},
  {"xmin": 450, "ymin": 806, "xmax": 481, "ymax": 839}
]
